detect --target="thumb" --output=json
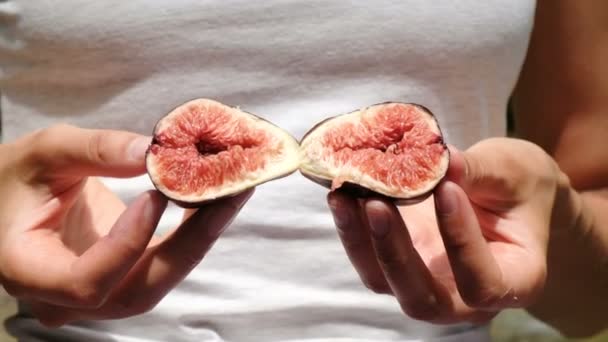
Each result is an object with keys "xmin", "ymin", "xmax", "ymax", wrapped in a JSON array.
[
  {"xmin": 444, "ymin": 145, "xmax": 481, "ymax": 191},
  {"xmin": 26, "ymin": 124, "xmax": 150, "ymax": 178},
  {"xmin": 445, "ymin": 140, "xmax": 530, "ymax": 206}
]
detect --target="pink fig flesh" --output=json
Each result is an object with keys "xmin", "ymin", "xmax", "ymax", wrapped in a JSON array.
[
  {"xmin": 146, "ymin": 99, "xmax": 301, "ymax": 206},
  {"xmin": 300, "ymin": 102, "xmax": 449, "ymax": 202}
]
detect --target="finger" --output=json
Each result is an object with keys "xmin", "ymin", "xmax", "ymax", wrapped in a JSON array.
[
  {"xmin": 446, "ymin": 143, "xmax": 536, "ymax": 209},
  {"xmin": 327, "ymin": 191, "xmax": 391, "ymax": 294},
  {"xmin": 434, "ymin": 181, "xmax": 512, "ymax": 310},
  {"xmin": 27, "ymin": 301, "xmax": 71, "ymax": 328},
  {"xmin": 152, "ymin": 189, "xmax": 254, "ymax": 272},
  {"xmin": 66, "ymin": 190, "xmax": 167, "ymax": 307},
  {"xmin": 447, "ymin": 145, "xmax": 499, "ymax": 193},
  {"xmin": 27, "ymin": 299, "xmax": 112, "ymax": 328},
  {"xmin": 182, "ymin": 208, "xmax": 197, "ymax": 222},
  {"xmin": 445, "ymin": 145, "xmax": 468, "ymax": 185},
  {"xmin": 29, "ymin": 190, "xmax": 255, "ymax": 321},
  {"xmin": 2, "ymin": 191, "xmax": 167, "ymax": 309},
  {"xmin": 26, "ymin": 124, "xmax": 150, "ymax": 178},
  {"xmin": 365, "ymin": 198, "xmax": 446, "ymax": 321},
  {"xmin": 105, "ymin": 189, "xmax": 254, "ymax": 313}
]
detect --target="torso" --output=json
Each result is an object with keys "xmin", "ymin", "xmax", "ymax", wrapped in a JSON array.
[{"xmin": 0, "ymin": 1, "xmax": 535, "ymax": 340}]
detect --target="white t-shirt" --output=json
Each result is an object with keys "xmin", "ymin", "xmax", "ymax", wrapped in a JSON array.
[{"xmin": 0, "ymin": 1, "xmax": 535, "ymax": 341}]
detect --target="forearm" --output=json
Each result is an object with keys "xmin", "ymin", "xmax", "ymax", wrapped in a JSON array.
[
  {"xmin": 527, "ymin": 187, "xmax": 608, "ymax": 337},
  {"xmin": 510, "ymin": 1, "xmax": 608, "ymax": 335}
]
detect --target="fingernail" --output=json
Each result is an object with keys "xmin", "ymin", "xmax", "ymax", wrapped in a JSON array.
[
  {"xmin": 366, "ymin": 200, "xmax": 390, "ymax": 238},
  {"xmin": 328, "ymin": 197, "xmax": 350, "ymax": 231},
  {"xmin": 143, "ymin": 191, "xmax": 166, "ymax": 224},
  {"xmin": 128, "ymin": 136, "xmax": 151, "ymax": 161},
  {"xmin": 435, "ymin": 182, "xmax": 458, "ymax": 216}
]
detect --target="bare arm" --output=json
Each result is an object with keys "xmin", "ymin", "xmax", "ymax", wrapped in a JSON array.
[{"xmin": 512, "ymin": 0, "xmax": 608, "ymax": 337}]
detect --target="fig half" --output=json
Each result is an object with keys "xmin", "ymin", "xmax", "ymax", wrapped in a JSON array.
[
  {"xmin": 300, "ymin": 102, "xmax": 449, "ymax": 202},
  {"xmin": 146, "ymin": 99, "xmax": 301, "ymax": 206}
]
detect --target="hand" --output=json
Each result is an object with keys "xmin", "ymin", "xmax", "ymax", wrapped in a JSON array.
[
  {"xmin": 328, "ymin": 137, "xmax": 578, "ymax": 324},
  {"xmin": 0, "ymin": 124, "xmax": 253, "ymax": 327}
]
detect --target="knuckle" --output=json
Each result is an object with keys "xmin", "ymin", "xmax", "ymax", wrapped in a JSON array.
[
  {"xmin": 110, "ymin": 235, "xmax": 146, "ymax": 259},
  {"xmin": 0, "ymin": 252, "xmax": 27, "ymax": 298},
  {"xmin": 32, "ymin": 124, "xmax": 74, "ymax": 149},
  {"xmin": 20, "ymin": 124, "xmax": 75, "ymax": 170},
  {"xmin": 70, "ymin": 282, "xmax": 106, "ymax": 308},
  {"xmin": 33, "ymin": 124, "xmax": 69, "ymax": 140},
  {"xmin": 46, "ymin": 123, "xmax": 75, "ymax": 135},
  {"xmin": 121, "ymin": 240, "xmax": 145, "ymax": 257},
  {"xmin": 87, "ymin": 130, "xmax": 112, "ymax": 165},
  {"xmin": 116, "ymin": 294, "xmax": 161, "ymax": 317},
  {"xmin": 461, "ymin": 285, "xmax": 504, "ymax": 309}
]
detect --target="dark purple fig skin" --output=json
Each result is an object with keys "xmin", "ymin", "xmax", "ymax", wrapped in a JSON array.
[
  {"xmin": 300, "ymin": 102, "xmax": 449, "ymax": 205},
  {"xmin": 145, "ymin": 99, "xmax": 298, "ymax": 208}
]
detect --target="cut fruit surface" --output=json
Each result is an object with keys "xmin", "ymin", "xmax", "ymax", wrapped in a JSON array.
[
  {"xmin": 300, "ymin": 102, "xmax": 449, "ymax": 201},
  {"xmin": 146, "ymin": 99, "xmax": 301, "ymax": 206}
]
